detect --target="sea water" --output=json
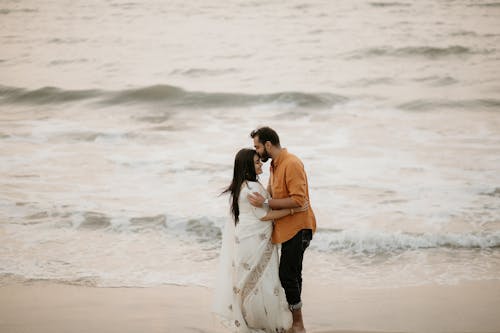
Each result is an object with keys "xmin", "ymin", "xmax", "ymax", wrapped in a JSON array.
[{"xmin": 1, "ymin": 0, "xmax": 499, "ymax": 288}]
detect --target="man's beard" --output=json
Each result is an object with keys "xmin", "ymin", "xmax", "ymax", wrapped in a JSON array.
[{"xmin": 259, "ymin": 148, "xmax": 271, "ymax": 163}]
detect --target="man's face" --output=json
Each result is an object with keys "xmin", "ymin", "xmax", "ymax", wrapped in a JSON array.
[{"xmin": 253, "ymin": 136, "xmax": 270, "ymax": 162}]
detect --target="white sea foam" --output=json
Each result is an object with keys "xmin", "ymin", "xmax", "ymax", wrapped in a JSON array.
[{"xmin": 312, "ymin": 229, "xmax": 500, "ymax": 253}]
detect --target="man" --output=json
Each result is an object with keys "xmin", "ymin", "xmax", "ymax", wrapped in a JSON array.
[{"xmin": 248, "ymin": 126, "xmax": 316, "ymax": 333}]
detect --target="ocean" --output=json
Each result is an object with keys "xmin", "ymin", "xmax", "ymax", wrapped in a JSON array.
[{"xmin": 1, "ymin": 0, "xmax": 499, "ymax": 289}]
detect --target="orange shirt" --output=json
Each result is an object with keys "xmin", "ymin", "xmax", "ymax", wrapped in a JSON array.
[{"xmin": 270, "ymin": 149, "xmax": 316, "ymax": 244}]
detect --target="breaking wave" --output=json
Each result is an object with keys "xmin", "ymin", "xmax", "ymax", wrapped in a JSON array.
[{"xmin": 0, "ymin": 84, "xmax": 348, "ymax": 109}]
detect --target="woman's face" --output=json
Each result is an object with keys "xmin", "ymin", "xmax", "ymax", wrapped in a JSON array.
[{"xmin": 253, "ymin": 154, "xmax": 263, "ymax": 175}]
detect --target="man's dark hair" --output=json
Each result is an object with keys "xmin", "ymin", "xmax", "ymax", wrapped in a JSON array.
[{"xmin": 250, "ymin": 126, "xmax": 280, "ymax": 146}]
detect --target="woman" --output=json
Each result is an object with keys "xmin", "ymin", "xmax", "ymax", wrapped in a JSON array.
[{"xmin": 213, "ymin": 148, "xmax": 307, "ymax": 332}]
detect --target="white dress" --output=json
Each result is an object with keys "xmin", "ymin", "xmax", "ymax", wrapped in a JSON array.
[{"xmin": 213, "ymin": 181, "xmax": 292, "ymax": 333}]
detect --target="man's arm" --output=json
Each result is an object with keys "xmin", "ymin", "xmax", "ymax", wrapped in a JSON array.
[
  {"xmin": 284, "ymin": 159, "xmax": 308, "ymax": 207},
  {"xmin": 267, "ymin": 168, "xmax": 273, "ymax": 197}
]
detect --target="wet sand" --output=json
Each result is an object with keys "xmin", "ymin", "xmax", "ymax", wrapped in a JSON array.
[{"xmin": 1, "ymin": 279, "xmax": 499, "ymax": 333}]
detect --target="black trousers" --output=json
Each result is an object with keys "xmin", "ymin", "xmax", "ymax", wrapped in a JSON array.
[{"xmin": 279, "ymin": 229, "xmax": 312, "ymax": 307}]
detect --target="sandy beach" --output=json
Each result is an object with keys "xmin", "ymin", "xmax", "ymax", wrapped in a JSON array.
[{"xmin": 1, "ymin": 279, "xmax": 499, "ymax": 333}]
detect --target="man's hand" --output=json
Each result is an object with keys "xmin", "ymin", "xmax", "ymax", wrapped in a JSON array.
[{"xmin": 247, "ymin": 192, "xmax": 266, "ymax": 208}]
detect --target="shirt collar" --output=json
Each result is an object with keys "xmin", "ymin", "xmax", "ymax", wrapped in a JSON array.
[{"xmin": 271, "ymin": 148, "xmax": 287, "ymax": 168}]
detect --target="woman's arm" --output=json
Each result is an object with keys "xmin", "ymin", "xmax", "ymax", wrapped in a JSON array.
[
  {"xmin": 260, "ymin": 208, "xmax": 292, "ymax": 221},
  {"xmin": 259, "ymin": 202, "xmax": 309, "ymax": 221}
]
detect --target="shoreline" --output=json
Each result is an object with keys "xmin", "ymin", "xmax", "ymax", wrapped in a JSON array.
[{"xmin": 1, "ymin": 279, "xmax": 499, "ymax": 333}]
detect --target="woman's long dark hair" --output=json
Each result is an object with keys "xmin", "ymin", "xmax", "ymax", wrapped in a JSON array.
[{"xmin": 222, "ymin": 148, "xmax": 258, "ymax": 224}]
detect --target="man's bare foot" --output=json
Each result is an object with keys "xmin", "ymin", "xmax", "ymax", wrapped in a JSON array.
[
  {"xmin": 289, "ymin": 308, "xmax": 306, "ymax": 333},
  {"xmin": 286, "ymin": 327, "xmax": 305, "ymax": 333},
  {"xmin": 292, "ymin": 326, "xmax": 306, "ymax": 333}
]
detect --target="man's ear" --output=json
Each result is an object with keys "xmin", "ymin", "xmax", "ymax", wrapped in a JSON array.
[{"xmin": 265, "ymin": 141, "xmax": 272, "ymax": 151}]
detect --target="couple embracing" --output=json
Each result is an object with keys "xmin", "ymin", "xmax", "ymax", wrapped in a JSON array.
[{"xmin": 213, "ymin": 127, "xmax": 316, "ymax": 333}]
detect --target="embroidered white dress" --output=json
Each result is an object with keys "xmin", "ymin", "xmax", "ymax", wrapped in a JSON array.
[{"xmin": 213, "ymin": 181, "xmax": 292, "ymax": 333}]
